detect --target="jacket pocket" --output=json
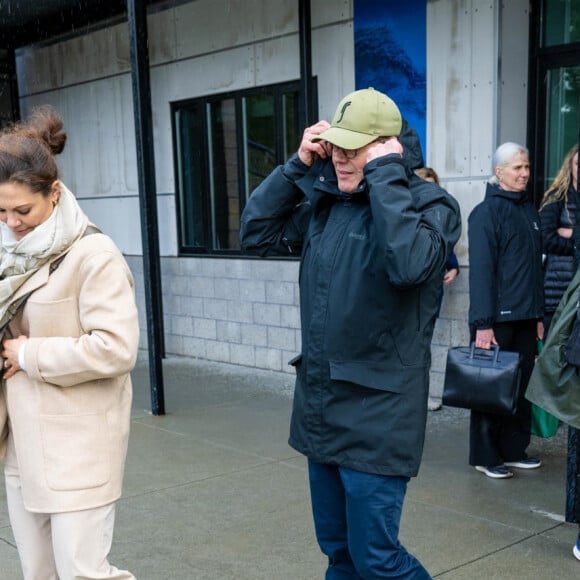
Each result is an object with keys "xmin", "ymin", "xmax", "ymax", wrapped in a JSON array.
[
  {"xmin": 25, "ymin": 297, "xmax": 80, "ymax": 338},
  {"xmin": 329, "ymin": 360, "xmax": 402, "ymax": 393},
  {"xmin": 40, "ymin": 412, "xmax": 111, "ymax": 491}
]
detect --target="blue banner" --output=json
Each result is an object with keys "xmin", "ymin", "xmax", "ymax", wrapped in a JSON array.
[{"xmin": 354, "ymin": 0, "xmax": 427, "ymax": 155}]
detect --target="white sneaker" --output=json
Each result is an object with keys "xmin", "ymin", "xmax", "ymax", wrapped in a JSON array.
[
  {"xmin": 475, "ymin": 465, "xmax": 514, "ymax": 479},
  {"xmin": 504, "ymin": 457, "xmax": 541, "ymax": 469}
]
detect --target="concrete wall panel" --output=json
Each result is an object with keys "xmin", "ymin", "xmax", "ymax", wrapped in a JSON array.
[
  {"xmin": 174, "ymin": 0, "xmax": 296, "ymax": 60},
  {"xmin": 312, "ymin": 22, "xmax": 355, "ymax": 122},
  {"xmin": 469, "ymin": 2, "xmax": 497, "ymax": 178},
  {"xmin": 312, "ymin": 0, "xmax": 352, "ymax": 26},
  {"xmin": 498, "ymin": 0, "xmax": 529, "ymax": 146}
]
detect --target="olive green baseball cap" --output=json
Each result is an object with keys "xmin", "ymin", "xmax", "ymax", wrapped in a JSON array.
[{"xmin": 313, "ymin": 88, "xmax": 402, "ymax": 150}]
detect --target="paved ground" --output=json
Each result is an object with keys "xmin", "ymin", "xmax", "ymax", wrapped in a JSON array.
[{"xmin": 1, "ymin": 354, "xmax": 579, "ymax": 579}]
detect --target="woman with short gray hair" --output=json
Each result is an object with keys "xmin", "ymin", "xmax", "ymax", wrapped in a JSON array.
[{"xmin": 467, "ymin": 142, "xmax": 544, "ymax": 479}]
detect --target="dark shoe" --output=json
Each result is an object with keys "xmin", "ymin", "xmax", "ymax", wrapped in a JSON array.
[
  {"xmin": 573, "ymin": 533, "xmax": 580, "ymax": 562},
  {"xmin": 504, "ymin": 457, "xmax": 541, "ymax": 469},
  {"xmin": 475, "ymin": 465, "xmax": 514, "ymax": 479}
]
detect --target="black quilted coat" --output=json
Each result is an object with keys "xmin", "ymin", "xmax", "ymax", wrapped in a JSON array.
[{"xmin": 540, "ymin": 187, "xmax": 580, "ymax": 315}]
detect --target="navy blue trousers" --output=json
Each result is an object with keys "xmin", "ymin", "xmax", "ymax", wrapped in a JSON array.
[{"xmin": 308, "ymin": 460, "xmax": 431, "ymax": 579}]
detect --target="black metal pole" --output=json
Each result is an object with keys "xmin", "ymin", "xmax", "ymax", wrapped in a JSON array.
[
  {"xmin": 127, "ymin": 0, "xmax": 165, "ymax": 415},
  {"xmin": 298, "ymin": 0, "xmax": 313, "ymax": 126},
  {"xmin": 566, "ymin": 117, "xmax": 580, "ymax": 521},
  {"xmin": 7, "ymin": 48, "xmax": 20, "ymax": 123}
]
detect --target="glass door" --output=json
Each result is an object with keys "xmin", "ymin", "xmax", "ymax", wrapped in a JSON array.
[
  {"xmin": 529, "ymin": 0, "xmax": 580, "ymax": 202},
  {"xmin": 540, "ymin": 59, "xmax": 580, "ymax": 195}
]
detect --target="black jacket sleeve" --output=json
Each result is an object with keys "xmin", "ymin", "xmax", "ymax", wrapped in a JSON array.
[
  {"xmin": 365, "ymin": 157, "xmax": 462, "ymax": 287},
  {"xmin": 540, "ymin": 199, "xmax": 575, "ymax": 256},
  {"xmin": 468, "ymin": 203, "xmax": 498, "ymax": 329},
  {"xmin": 240, "ymin": 154, "xmax": 311, "ymax": 256}
]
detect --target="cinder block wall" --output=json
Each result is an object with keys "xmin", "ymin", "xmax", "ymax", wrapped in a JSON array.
[
  {"xmin": 128, "ymin": 256, "xmax": 301, "ymax": 374},
  {"xmin": 127, "ymin": 256, "xmax": 471, "ymax": 398}
]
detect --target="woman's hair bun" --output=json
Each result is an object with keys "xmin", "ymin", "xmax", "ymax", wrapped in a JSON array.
[{"xmin": 21, "ymin": 105, "xmax": 67, "ymax": 155}]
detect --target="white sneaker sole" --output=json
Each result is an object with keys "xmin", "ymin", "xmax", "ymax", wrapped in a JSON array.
[
  {"xmin": 504, "ymin": 461, "xmax": 542, "ymax": 469},
  {"xmin": 573, "ymin": 543, "xmax": 580, "ymax": 562},
  {"xmin": 475, "ymin": 466, "xmax": 514, "ymax": 479}
]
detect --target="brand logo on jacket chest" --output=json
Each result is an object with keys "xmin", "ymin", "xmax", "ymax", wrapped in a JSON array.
[{"xmin": 348, "ymin": 232, "xmax": 367, "ymax": 241}]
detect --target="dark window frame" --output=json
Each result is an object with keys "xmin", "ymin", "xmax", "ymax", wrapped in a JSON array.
[
  {"xmin": 171, "ymin": 79, "xmax": 316, "ymax": 257},
  {"xmin": 528, "ymin": 0, "xmax": 580, "ymax": 205}
]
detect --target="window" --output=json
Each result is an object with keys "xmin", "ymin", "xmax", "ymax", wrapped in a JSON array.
[
  {"xmin": 529, "ymin": 1, "xmax": 580, "ymax": 198},
  {"xmin": 172, "ymin": 81, "xmax": 312, "ymax": 255},
  {"xmin": 542, "ymin": 0, "xmax": 580, "ymax": 47}
]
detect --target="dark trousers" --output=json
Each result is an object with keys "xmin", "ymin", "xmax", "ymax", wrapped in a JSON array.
[
  {"xmin": 469, "ymin": 320, "xmax": 537, "ymax": 467},
  {"xmin": 308, "ymin": 460, "xmax": 431, "ymax": 579}
]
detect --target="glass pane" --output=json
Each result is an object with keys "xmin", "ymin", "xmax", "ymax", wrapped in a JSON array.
[
  {"xmin": 543, "ymin": 0, "xmax": 580, "ymax": 47},
  {"xmin": 208, "ymin": 99, "xmax": 240, "ymax": 250},
  {"xmin": 175, "ymin": 106, "xmax": 206, "ymax": 249},
  {"xmin": 243, "ymin": 94, "xmax": 276, "ymax": 201},
  {"xmin": 544, "ymin": 64, "xmax": 580, "ymax": 192}
]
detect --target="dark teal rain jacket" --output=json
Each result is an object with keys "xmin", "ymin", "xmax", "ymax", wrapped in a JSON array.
[
  {"xmin": 527, "ymin": 267, "xmax": 580, "ymax": 429},
  {"xmin": 240, "ymin": 143, "xmax": 461, "ymax": 477}
]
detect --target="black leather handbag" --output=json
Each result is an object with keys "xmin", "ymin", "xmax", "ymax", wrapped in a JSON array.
[{"xmin": 442, "ymin": 344, "xmax": 522, "ymax": 415}]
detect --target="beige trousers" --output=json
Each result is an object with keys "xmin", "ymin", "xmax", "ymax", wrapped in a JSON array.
[{"xmin": 5, "ymin": 471, "xmax": 135, "ymax": 580}]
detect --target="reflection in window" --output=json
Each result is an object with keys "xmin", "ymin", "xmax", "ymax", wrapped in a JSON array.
[
  {"xmin": 544, "ymin": 65, "xmax": 580, "ymax": 191},
  {"xmin": 172, "ymin": 81, "xmax": 310, "ymax": 255},
  {"xmin": 543, "ymin": 0, "xmax": 580, "ymax": 47},
  {"xmin": 243, "ymin": 94, "xmax": 276, "ymax": 203}
]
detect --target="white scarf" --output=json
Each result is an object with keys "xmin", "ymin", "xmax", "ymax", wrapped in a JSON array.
[{"xmin": 0, "ymin": 182, "xmax": 88, "ymax": 329}]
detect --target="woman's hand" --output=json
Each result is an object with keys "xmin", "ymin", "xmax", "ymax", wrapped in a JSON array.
[
  {"xmin": 475, "ymin": 328, "xmax": 497, "ymax": 350},
  {"xmin": 557, "ymin": 227, "xmax": 573, "ymax": 239},
  {"xmin": 443, "ymin": 268, "xmax": 459, "ymax": 286},
  {"xmin": 297, "ymin": 121, "xmax": 332, "ymax": 167},
  {"xmin": 537, "ymin": 320, "xmax": 544, "ymax": 341},
  {"xmin": 1, "ymin": 335, "xmax": 27, "ymax": 379}
]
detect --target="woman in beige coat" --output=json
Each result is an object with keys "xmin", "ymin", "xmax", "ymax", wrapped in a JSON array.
[{"xmin": 0, "ymin": 107, "xmax": 139, "ymax": 579}]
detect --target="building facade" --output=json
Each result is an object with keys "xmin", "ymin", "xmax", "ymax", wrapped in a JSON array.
[{"xmin": 11, "ymin": 0, "xmax": 580, "ymax": 397}]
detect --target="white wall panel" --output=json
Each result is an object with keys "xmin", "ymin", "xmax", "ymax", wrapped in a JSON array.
[
  {"xmin": 312, "ymin": 22, "xmax": 355, "ymax": 122},
  {"xmin": 78, "ymin": 196, "xmax": 142, "ymax": 254},
  {"xmin": 498, "ymin": 0, "xmax": 529, "ymax": 145},
  {"xmin": 17, "ymin": 23, "xmax": 130, "ymax": 96},
  {"xmin": 148, "ymin": 6, "xmax": 178, "ymax": 65},
  {"xmin": 429, "ymin": 0, "xmax": 477, "ymax": 178},
  {"xmin": 174, "ymin": 0, "xmax": 296, "ymax": 60},
  {"xmin": 76, "ymin": 193, "xmax": 176, "ymax": 257},
  {"xmin": 312, "ymin": 0, "xmax": 352, "ymax": 26},
  {"xmin": 427, "ymin": 0, "xmax": 504, "ymax": 265},
  {"xmin": 22, "ymin": 77, "xmax": 138, "ymax": 199},
  {"xmin": 254, "ymin": 36, "xmax": 301, "ymax": 85},
  {"xmin": 469, "ymin": 2, "xmax": 498, "ymax": 178}
]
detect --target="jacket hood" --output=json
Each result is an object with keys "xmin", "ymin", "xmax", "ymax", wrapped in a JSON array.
[
  {"xmin": 399, "ymin": 119, "xmax": 424, "ymax": 171},
  {"xmin": 485, "ymin": 181, "xmax": 528, "ymax": 204}
]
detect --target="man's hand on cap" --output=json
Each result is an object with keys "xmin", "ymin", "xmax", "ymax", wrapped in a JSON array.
[
  {"xmin": 298, "ymin": 121, "xmax": 331, "ymax": 167},
  {"xmin": 365, "ymin": 137, "xmax": 403, "ymax": 164}
]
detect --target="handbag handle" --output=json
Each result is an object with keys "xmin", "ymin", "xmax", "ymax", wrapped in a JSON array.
[{"xmin": 469, "ymin": 342, "xmax": 501, "ymax": 364}]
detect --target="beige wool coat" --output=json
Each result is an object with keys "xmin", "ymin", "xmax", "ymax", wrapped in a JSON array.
[{"xmin": 0, "ymin": 231, "xmax": 139, "ymax": 513}]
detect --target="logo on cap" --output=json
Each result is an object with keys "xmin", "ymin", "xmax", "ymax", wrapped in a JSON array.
[{"xmin": 336, "ymin": 101, "xmax": 352, "ymax": 124}]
